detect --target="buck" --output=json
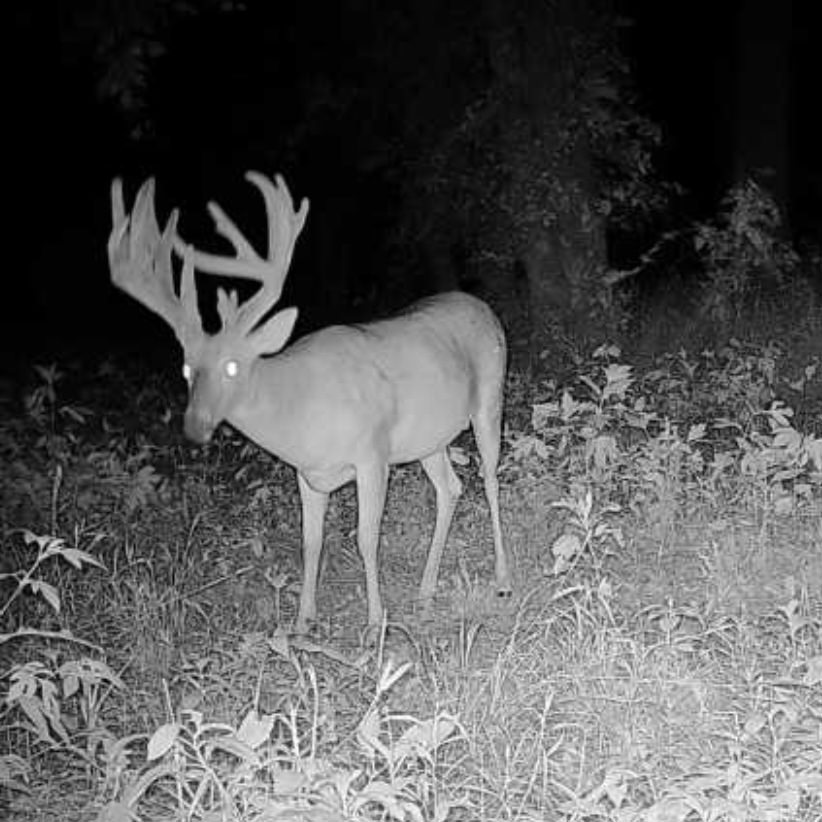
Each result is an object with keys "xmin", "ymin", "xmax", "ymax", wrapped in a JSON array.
[{"xmin": 107, "ymin": 171, "xmax": 513, "ymax": 632}]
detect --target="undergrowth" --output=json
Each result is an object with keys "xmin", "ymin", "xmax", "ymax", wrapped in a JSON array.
[{"xmin": 2, "ymin": 190, "xmax": 821, "ymax": 820}]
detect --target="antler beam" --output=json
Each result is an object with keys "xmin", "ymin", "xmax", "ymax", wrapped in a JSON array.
[
  {"xmin": 173, "ymin": 173, "xmax": 310, "ymax": 334},
  {"xmin": 108, "ymin": 178, "xmax": 201, "ymax": 345}
]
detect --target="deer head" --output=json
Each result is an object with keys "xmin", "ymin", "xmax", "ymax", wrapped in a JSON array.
[{"xmin": 108, "ymin": 172, "xmax": 309, "ymax": 443}]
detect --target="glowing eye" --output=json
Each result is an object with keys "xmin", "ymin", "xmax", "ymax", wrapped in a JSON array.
[
  {"xmin": 182, "ymin": 363, "xmax": 192, "ymax": 382},
  {"xmin": 225, "ymin": 360, "xmax": 238, "ymax": 378}
]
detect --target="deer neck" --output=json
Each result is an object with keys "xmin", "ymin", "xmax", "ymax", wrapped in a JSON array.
[{"xmin": 226, "ymin": 350, "xmax": 319, "ymax": 466}]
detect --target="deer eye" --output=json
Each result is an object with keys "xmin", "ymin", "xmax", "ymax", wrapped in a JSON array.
[
  {"xmin": 225, "ymin": 360, "xmax": 239, "ymax": 378},
  {"xmin": 182, "ymin": 363, "xmax": 192, "ymax": 382}
]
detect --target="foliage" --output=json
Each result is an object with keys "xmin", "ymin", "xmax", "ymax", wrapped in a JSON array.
[
  {"xmin": 393, "ymin": 0, "xmax": 669, "ymax": 325},
  {"xmin": 609, "ymin": 176, "xmax": 809, "ymax": 358},
  {"xmin": 23, "ymin": 364, "xmax": 91, "ymax": 453},
  {"xmin": 695, "ymin": 178, "xmax": 799, "ymax": 323},
  {"xmin": 549, "ymin": 487, "xmax": 623, "ymax": 576},
  {"xmin": 507, "ymin": 340, "xmax": 822, "ymax": 572},
  {"xmin": 51, "ymin": 0, "xmax": 246, "ymax": 135},
  {"xmin": 0, "ymin": 362, "xmax": 181, "ymax": 806},
  {"xmin": 441, "ymin": 579, "xmax": 822, "ymax": 822},
  {"xmin": 1, "ymin": 530, "xmax": 118, "ymax": 798},
  {"xmin": 0, "ymin": 362, "xmax": 173, "ymax": 537},
  {"xmin": 96, "ymin": 653, "xmax": 462, "ymax": 821},
  {"xmin": 1, "ymin": 531, "xmax": 104, "ymax": 632}
]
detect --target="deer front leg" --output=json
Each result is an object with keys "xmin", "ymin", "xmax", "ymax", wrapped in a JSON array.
[
  {"xmin": 295, "ymin": 473, "xmax": 329, "ymax": 633},
  {"xmin": 355, "ymin": 463, "xmax": 390, "ymax": 627}
]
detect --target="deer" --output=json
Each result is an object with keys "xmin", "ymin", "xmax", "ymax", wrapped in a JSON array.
[{"xmin": 107, "ymin": 171, "xmax": 513, "ymax": 633}]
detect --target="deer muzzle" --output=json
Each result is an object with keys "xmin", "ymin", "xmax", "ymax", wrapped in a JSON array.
[{"xmin": 184, "ymin": 407, "xmax": 216, "ymax": 444}]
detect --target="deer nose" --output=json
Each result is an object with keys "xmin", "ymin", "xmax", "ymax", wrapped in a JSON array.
[{"xmin": 184, "ymin": 409, "xmax": 215, "ymax": 444}]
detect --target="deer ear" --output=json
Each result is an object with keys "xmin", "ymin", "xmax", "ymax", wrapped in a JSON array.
[{"xmin": 248, "ymin": 307, "xmax": 299, "ymax": 356}]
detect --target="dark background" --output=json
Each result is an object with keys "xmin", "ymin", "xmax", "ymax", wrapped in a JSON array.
[{"xmin": 6, "ymin": 0, "xmax": 820, "ymax": 357}]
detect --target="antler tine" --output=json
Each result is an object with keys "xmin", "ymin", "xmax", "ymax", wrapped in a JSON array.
[
  {"xmin": 175, "ymin": 199, "xmax": 262, "ymax": 278},
  {"xmin": 172, "ymin": 172, "xmax": 309, "ymax": 334},
  {"xmin": 248, "ymin": 172, "xmax": 310, "ymax": 284},
  {"xmin": 108, "ymin": 178, "xmax": 202, "ymax": 345},
  {"xmin": 236, "ymin": 172, "xmax": 309, "ymax": 333}
]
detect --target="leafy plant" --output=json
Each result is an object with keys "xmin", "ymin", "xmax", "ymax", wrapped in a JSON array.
[
  {"xmin": 97, "ymin": 657, "xmax": 464, "ymax": 822},
  {"xmin": 722, "ymin": 400, "xmax": 822, "ymax": 512},
  {"xmin": 23, "ymin": 363, "xmax": 91, "ymax": 462},
  {"xmin": 549, "ymin": 485, "xmax": 623, "ymax": 575},
  {"xmin": 1, "ymin": 530, "xmax": 104, "ymax": 637},
  {"xmin": 1, "ymin": 531, "xmax": 117, "ymax": 798},
  {"xmin": 695, "ymin": 178, "xmax": 799, "ymax": 323},
  {"xmin": 509, "ymin": 345, "xmax": 655, "ymax": 487}
]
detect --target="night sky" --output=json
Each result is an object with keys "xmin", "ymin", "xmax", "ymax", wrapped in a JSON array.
[{"xmin": 6, "ymin": 0, "xmax": 818, "ymax": 357}]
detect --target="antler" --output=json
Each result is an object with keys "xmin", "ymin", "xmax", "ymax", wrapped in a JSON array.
[
  {"xmin": 173, "ymin": 172, "xmax": 310, "ymax": 335},
  {"xmin": 108, "ymin": 178, "xmax": 202, "ymax": 346}
]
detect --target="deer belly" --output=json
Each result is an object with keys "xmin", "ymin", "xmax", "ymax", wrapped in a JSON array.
[
  {"xmin": 388, "ymin": 412, "xmax": 469, "ymax": 463},
  {"xmin": 300, "ymin": 464, "xmax": 357, "ymax": 493}
]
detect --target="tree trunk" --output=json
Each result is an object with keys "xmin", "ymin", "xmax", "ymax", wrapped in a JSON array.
[{"xmin": 484, "ymin": 0, "xmax": 609, "ymax": 365}]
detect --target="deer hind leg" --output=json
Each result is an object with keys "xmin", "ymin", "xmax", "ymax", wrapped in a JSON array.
[
  {"xmin": 419, "ymin": 450, "xmax": 463, "ymax": 602},
  {"xmin": 472, "ymin": 391, "xmax": 514, "ymax": 596},
  {"xmin": 356, "ymin": 463, "xmax": 390, "ymax": 627},
  {"xmin": 295, "ymin": 474, "xmax": 329, "ymax": 633}
]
